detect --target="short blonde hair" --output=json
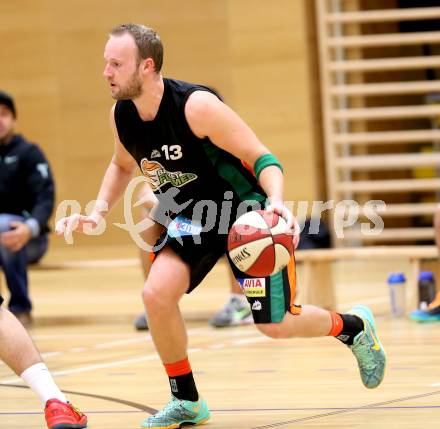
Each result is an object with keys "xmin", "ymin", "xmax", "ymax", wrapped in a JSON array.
[{"xmin": 110, "ymin": 23, "xmax": 163, "ymax": 71}]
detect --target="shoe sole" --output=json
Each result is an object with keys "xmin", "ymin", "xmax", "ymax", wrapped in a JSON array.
[
  {"xmin": 143, "ymin": 417, "xmax": 209, "ymax": 429},
  {"xmin": 350, "ymin": 305, "xmax": 386, "ymax": 388},
  {"xmin": 410, "ymin": 315, "xmax": 440, "ymax": 322},
  {"xmin": 209, "ymin": 315, "xmax": 253, "ymax": 328},
  {"xmin": 209, "ymin": 321, "xmax": 252, "ymax": 328},
  {"xmin": 135, "ymin": 325, "xmax": 149, "ymax": 331},
  {"xmin": 50, "ymin": 424, "xmax": 87, "ymax": 429}
]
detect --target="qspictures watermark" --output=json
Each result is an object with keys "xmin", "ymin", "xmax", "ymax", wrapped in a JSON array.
[{"xmin": 55, "ymin": 176, "xmax": 386, "ymax": 250}]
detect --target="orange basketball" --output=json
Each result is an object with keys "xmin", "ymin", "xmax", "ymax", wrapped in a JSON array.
[{"xmin": 227, "ymin": 210, "xmax": 294, "ymax": 277}]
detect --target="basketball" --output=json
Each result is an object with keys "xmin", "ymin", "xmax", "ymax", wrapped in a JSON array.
[{"xmin": 227, "ymin": 210, "xmax": 294, "ymax": 277}]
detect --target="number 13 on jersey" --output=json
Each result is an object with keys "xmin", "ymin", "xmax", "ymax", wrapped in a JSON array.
[{"xmin": 161, "ymin": 145, "xmax": 182, "ymax": 160}]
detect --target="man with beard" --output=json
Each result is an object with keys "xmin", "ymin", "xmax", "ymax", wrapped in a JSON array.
[{"xmin": 56, "ymin": 24, "xmax": 386, "ymax": 428}]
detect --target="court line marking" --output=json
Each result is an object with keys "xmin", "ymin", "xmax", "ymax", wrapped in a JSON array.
[
  {"xmin": 251, "ymin": 390, "xmax": 440, "ymax": 429},
  {"xmin": 233, "ymin": 337, "xmax": 268, "ymax": 345},
  {"xmin": 0, "ymin": 330, "xmax": 269, "ymax": 384},
  {"xmin": 32, "ymin": 333, "xmax": 147, "ymax": 340},
  {"xmin": 2, "ymin": 331, "xmax": 439, "ymax": 426},
  {"xmin": 0, "ymin": 351, "xmax": 63, "ymax": 369},
  {"xmin": 70, "ymin": 347, "xmax": 87, "ymax": 353},
  {"xmin": 36, "ymin": 256, "xmax": 392, "ymax": 314},
  {"xmin": 0, "ymin": 384, "xmax": 157, "ymax": 414},
  {"xmin": 38, "ymin": 258, "xmax": 139, "ymax": 269},
  {"xmin": 0, "ymin": 327, "xmax": 256, "ymax": 373},
  {"xmin": 0, "ymin": 326, "xmax": 226, "ymax": 369},
  {"xmin": 2, "ymin": 404, "xmax": 440, "ymax": 416},
  {"xmin": 0, "ymin": 332, "xmax": 158, "ymax": 368},
  {"xmin": 93, "ymin": 335, "xmax": 151, "ymax": 349},
  {"xmin": 209, "ymin": 343, "xmax": 226, "ymax": 349}
]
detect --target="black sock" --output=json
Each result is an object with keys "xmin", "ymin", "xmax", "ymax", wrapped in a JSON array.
[
  {"xmin": 335, "ymin": 314, "xmax": 364, "ymax": 345},
  {"xmin": 168, "ymin": 372, "xmax": 199, "ymax": 402}
]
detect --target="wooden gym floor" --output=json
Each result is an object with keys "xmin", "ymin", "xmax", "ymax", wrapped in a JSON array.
[{"xmin": 0, "ymin": 245, "xmax": 439, "ymax": 428}]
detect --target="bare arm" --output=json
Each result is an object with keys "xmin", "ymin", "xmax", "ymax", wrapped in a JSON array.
[
  {"xmin": 185, "ymin": 92, "xmax": 269, "ymax": 166},
  {"xmin": 185, "ymin": 91, "xmax": 294, "ymax": 232}
]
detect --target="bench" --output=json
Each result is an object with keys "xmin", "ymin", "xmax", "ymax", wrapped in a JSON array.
[{"xmin": 295, "ymin": 245, "xmax": 439, "ymax": 312}]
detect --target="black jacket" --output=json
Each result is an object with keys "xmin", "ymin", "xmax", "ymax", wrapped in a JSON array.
[{"xmin": 0, "ymin": 134, "xmax": 55, "ymax": 235}]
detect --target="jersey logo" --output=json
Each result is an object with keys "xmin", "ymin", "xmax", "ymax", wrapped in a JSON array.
[
  {"xmin": 238, "ymin": 278, "xmax": 266, "ymax": 297},
  {"xmin": 150, "ymin": 149, "xmax": 161, "ymax": 159},
  {"xmin": 169, "ymin": 379, "xmax": 178, "ymax": 392},
  {"xmin": 140, "ymin": 158, "xmax": 197, "ymax": 191},
  {"xmin": 252, "ymin": 300, "xmax": 262, "ymax": 311},
  {"xmin": 168, "ymin": 216, "xmax": 202, "ymax": 238}
]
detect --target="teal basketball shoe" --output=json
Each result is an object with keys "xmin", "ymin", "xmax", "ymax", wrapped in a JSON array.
[
  {"xmin": 348, "ymin": 305, "xmax": 386, "ymax": 389},
  {"xmin": 141, "ymin": 395, "xmax": 210, "ymax": 429}
]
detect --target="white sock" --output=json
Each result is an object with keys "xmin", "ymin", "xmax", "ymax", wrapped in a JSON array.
[{"xmin": 20, "ymin": 363, "xmax": 67, "ymax": 405}]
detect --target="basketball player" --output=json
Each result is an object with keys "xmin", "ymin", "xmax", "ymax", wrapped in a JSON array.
[
  {"xmin": 0, "ymin": 295, "xmax": 87, "ymax": 428},
  {"xmin": 56, "ymin": 24, "xmax": 386, "ymax": 428}
]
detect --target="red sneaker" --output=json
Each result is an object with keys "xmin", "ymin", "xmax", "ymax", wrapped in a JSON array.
[{"xmin": 44, "ymin": 399, "xmax": 87, "ymax": 429}]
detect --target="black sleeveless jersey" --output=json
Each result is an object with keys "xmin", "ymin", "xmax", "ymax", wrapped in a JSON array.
[{"xmin": 114, "ymin": 78, "xmax": 265, "ymax": 220}]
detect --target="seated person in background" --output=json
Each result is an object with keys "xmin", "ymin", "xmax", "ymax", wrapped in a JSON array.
[{"xmin": 0, "ymin": 91, "xmax": 55, "ymax": 326}]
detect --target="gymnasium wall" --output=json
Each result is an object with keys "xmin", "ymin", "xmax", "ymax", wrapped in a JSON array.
[{"xmin": 0, "ymin": 0, "xmax": 321, "ymax": 246}]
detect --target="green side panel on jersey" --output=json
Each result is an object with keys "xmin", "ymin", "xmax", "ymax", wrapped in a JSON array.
[
  {"xmin": 270, "ymin": 271, "xmax": 285, "ymax": 323},
  {"xmin": 202, "ymin": 142, "xmax": 265, "ymax": 203}
]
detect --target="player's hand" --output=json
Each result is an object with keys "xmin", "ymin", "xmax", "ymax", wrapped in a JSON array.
[
  {"xmin": 0, "ymin": 221, "xmax": 32, "ymax": 252},
  {"xmin": 55, "ymin": 214, "xmax": 98, "ymax": 244},
  {"xmin": 265, "ymin": 200, "xmax": 300, "ymax": 250}
]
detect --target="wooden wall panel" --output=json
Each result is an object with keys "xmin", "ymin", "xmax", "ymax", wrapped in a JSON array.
[
  {"xmin": 0, "ymin": 0, "xmax": 320, "ymax": 245},
  {"xmin": 227, "ymin": 0, "xmax": 320, "ymax": 205}
]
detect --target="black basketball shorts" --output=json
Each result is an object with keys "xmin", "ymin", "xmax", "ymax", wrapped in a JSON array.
[{"xmin": 153, "ymin": 214, "xmax": 301, "ymax": 323}]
